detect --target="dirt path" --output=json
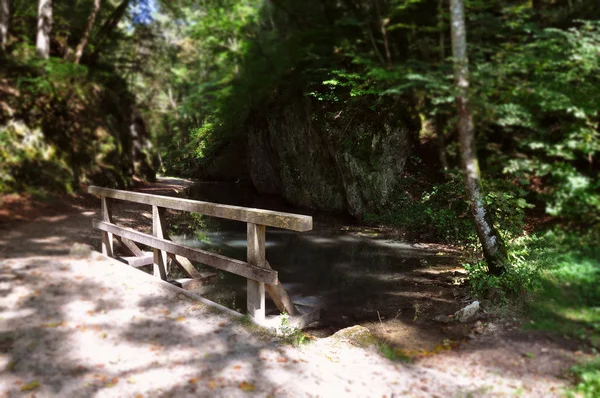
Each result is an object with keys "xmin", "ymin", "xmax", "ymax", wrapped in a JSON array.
[{"xmin": 0, "ymin": 178, "xmax": 581, "ymax": 397}]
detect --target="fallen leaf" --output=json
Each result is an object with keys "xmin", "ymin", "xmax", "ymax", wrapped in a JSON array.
[
  {"xmin": 233, "ymin": 365, "xmax": 242, "ymax": 370},
  {"xmin": 41, "ymin": 321, "xmax": 64, "ymax": 328},
  {"xmin": 208, "ymin": 380, "xmax": 217, "ymax": 389},
  {"xmin": 218, "ymin": 322, "xmax": 226, "ymax": 327},
  {"xmin": 5, "ymin": 361, "xmax": 16, "ymax": 372},
  {"xmin": 176, "ymin": 316, "xmax": 185, "ymax": 322},
  {"xmin": 20, "ymin": 381, "xmax": 40, "ymax": 391},
  {"xmin": 276, "ymin": 357, "xmax": 288, "ymax": 363},
  {"xmin": 188, "ymin": 378, "xmax": 198, "ymax": 384},
  {"xmin": 239, "ymin": 381, "xmax": 255, "ymax": 391}
]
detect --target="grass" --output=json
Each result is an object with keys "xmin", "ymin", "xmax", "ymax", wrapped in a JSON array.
[
  {"xmin": 468, "ymin": 227, "xmax": 600, "ymax": 396},
  {"xmin": 524, "ymin": 230, "xmax": 600, "ymax": 349},
  {"xmin": 466, "ymin": 226, "xmax": 600, "ymax": 395},
  {"xmin": 466, "ymin": 227, "xmax": 599, "ymax": 347},
  {"xmin": 568, "ymin": 358, "xmax": 600, "ymax": 397}
]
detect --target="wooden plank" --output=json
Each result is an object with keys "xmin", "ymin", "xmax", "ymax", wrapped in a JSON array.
[
  {"xmin": 152, "ymin": 205, "xmax": 168, "ymax": 280},
  {"xmin": 167, "ymin": 253, "xmax": 205, "ymax": 279},
  {"xmin": 101, "ymin": 197, "xmax": 113, "ymax": 257},
  {"xmin": 120, "ymin": 252, "xmax": 153, "ymax": 267},
  {"xmin": 247, "ymin": 223, "xmax": 266, "ymax": 322},
  {"xmin": 297, "ymin": 307, "xmax": 320, "ymax": 329},
  {"xmin": 265, "ymin": 260, "xmax": 298, "ymax": 316},
  {"xmin": 88, "ymin": 186, "xmax": 313, "ymax": 232},
  {"xmin": 92, "ymin": 220, "xmax": 278, "ymax": 284},
  {"xmin": 116, "ymin": 236, "xmax": 144, "ymax": 257}
]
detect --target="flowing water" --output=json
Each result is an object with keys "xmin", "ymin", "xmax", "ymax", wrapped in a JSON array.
[{"xmin": 170, "ymin": 182, "xmax": 462, "ymax": 335}]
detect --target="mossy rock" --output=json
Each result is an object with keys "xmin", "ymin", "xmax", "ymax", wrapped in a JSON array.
[{"xmin": 330, "ymin": 325, "xmax": 378, "ymax": 348}]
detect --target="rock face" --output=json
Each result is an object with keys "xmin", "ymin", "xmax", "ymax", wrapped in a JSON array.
[{"xmin": 247, "ymin": 94, "xmax": 419, "ymax": 217}]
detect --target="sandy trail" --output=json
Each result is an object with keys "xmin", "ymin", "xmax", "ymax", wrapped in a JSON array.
[{"xmin": 0, "ymin": 179, "xmax": 576, "ymax": 397}]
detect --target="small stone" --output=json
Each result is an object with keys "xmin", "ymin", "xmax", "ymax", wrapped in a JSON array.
[
  {"xmin": 486, "ymin": 322, "xmax": 499, "ymax": 335},
  {"xmin": 454, "ymin": 301, "xmax": 480, "ymax": 323},
  {"xmin": 434, "ymin": 315, "xmax": 454, "ymax": 324}
]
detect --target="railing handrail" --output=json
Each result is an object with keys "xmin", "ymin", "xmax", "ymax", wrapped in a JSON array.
[
  {"xmin": 88, "ymin": 186, "xmax": 312, "ymax": 232},
  {"xmin": 88, "ymin": 184, "xmax": 316, "ymax": 323}
]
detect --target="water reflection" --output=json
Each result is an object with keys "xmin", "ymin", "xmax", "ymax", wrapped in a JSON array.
[{"xmin": 170, "ymin": 182, "xmax": 460, "ymax": 332}]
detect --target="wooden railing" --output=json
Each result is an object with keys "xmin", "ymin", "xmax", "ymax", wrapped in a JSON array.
[{"xmin": 88, "ymin": 186, "xmax": 315, "ymax": 324}]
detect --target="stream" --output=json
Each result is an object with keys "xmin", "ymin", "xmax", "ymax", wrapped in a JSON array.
[{"xmin": 170, "ymin": 181, "xmax": 462, "ymax": 336}]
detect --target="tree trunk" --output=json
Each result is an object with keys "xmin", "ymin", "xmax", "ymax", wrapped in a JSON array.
[
  {"xmin": 36, "ymin": 0, "xmax": 52, "ymax": 58},
  {"xmin": 0, "ymin": 0, "xmax": 8, "ymax": 54},
  {"xmin": 449, "ymin": 0, "xmax": 508, "ymax": 275},
  {"xmin": 71, "ymin": 0, "xmax": 101, "ymax": 63},
  {"xmin": 90, "ymin": 0, "xmax": 131, "ymax": 61},
  {"xmin": 374, "ymin": 0, "xmax": 392, "ymax": 68}
]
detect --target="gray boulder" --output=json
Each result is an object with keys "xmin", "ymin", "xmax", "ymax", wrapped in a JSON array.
[{"xmin": 454, "ymin": 301, "xmax": 480, "ymax": 323}]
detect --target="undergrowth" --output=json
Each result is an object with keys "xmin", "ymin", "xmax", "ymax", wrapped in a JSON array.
[
  {"xmin": 569, "ymin": 358, "xmax": 600, "ymax": 397},
  {"xmin": 466, "ymin": 228, "xmax": 600, "ymax": 346},
  {"xmin": 365, "ymin": 170, "xmax": 530, "ymax": 244}
]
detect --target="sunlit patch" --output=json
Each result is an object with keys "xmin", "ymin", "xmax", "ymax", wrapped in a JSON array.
[
  {"xmin": 0, "ymin": 307, "xmax": 36, "ymax": 320},
  {"xmin": 39, "ymin": 215, "xmax": 68, "ymax": 222},
  {"xmin": 395, "ymin": 339, "xmax": 461, "ymax": 359},
  {"xmin": 29, "ymin": 236, "xmax": 65, "ymax": 244}
]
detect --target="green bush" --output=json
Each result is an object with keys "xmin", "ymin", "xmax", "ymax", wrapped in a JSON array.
[
  {"xmin": 569, "ymin": 359, "xmax": 600, "ymax": 397},
  {"xmin": 465, "ymin": 226, "xmax": 600, "ymax": 348},
  {"xmin": 0, "ymin": 121, "xmax": 73, "ymax": 193},
  {"xmin": 366, "ymin": 170, "xmax": 529, "ymax": 244}
]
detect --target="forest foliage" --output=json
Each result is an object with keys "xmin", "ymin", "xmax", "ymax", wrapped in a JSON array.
[
  {"xmin": 0, "ymin": 0, "xmax": 598, "ymax": 392},
  {"xmin": 0, "ymin": 0, "xmax": 598, "ymax": 332}
]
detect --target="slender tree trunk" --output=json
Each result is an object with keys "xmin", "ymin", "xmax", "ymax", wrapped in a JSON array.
[
  {"xmin": 0, "ymin": 0, "xmax": 8, "ymax": 54},
  {"xmin": 436, "ymin": 0, "xmax": 449, "ymax": 172},
  {"xmin": 449, "ymin": 0, "xmax": 508, "ymax": 274},
  {"xmin": 374, "ymin": 0, "xmax": 392, "ymax": 68},
  {"xmin": 36, "ymin": 0, "xmax": 52, "ymax": 58},
  {"xmin": 435, "ymin": 114, "xmax": 449, "ymax": 172},
  {"xmin": 90, "ymin": 0, "xmax": 131, "ymax": 61},
  {"xmin": 71, "ymin": 0, "xmax": 101, "ymax": 63}
]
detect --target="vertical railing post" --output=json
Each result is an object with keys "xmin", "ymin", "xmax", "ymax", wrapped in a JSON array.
[
  {"xmin": 101, "ymin": 197, "xmax": 113, "ymax": 257},
  {"xmin": 152, "ymin": 205, "xmax": 168, "ymax": 280},
  {"xmin": 247, "ymin": 223, "xmax": 266, "ymax": 322}
]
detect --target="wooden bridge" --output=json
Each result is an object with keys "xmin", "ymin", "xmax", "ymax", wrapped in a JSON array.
[{"xmin": 88, "ymin": 186, "xmax": 319, "ymax": 327}]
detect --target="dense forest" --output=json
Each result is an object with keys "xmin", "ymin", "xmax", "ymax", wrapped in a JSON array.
[{"xmin": 0, "ymin": 0, "xmax": 599, "ymax": 392}]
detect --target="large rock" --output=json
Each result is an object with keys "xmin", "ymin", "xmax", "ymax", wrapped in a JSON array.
[{"xmin": 247, "ymin": 93, "xmax": 419, "ymax": 217}]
